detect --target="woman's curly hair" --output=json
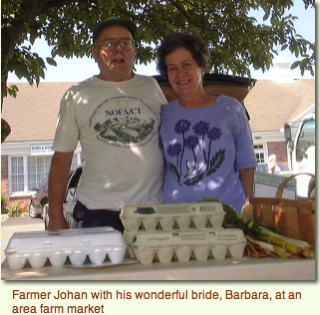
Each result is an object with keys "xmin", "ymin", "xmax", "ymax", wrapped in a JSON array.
[{"xmin": 156, "ymin": 32, "xmax": 209, "ymax": 79}]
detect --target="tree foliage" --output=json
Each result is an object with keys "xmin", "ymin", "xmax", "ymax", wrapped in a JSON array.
[{"xmin": 1, "ymin": 0, "xmax": 315, "ymax": 109}]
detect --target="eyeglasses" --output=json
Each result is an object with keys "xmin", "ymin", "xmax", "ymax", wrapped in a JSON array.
[{"xmin": 96, "ymin": 39, "xmax": 135, "ymax": 51}]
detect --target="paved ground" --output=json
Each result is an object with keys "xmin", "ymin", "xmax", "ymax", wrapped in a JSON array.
[{"xmin": 1, "ymin": 215, "xmax": 45, "ymax": 263}]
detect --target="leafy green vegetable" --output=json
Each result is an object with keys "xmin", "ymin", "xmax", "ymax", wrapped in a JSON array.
[
  {"xmin": 199, "ymin": 197, "xmax": 282, "ymax": 237},
  {"xmin": 199, "ymin": 197, "xmax": 241, "ymax": 227}
]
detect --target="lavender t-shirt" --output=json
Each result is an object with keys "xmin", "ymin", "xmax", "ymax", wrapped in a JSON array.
[{"xmin": 160, "ymin": 94, "xmax": 257, "ymax": 213}]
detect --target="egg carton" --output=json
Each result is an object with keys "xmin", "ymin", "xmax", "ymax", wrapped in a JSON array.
[
  {"xmin": 130, "ymin": 228, "xmax": 246, "ymax": 264},
  {"xmin": 4, "ymin": 227, "xmax": 126, "ymax": 270},
  {"xmin": 120, "ymin": 202, "xmax": 225, "ymax": 232}
]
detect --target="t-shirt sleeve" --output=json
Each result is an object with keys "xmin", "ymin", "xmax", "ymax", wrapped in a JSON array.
[
  {"xmin": 52, "ymin": 89, "xmax": 79, "ymax": 152},
  {"xmin": 150, "ymin": 77, "xmax": 168, "ymax": 105},
  {"xmin": 234, "ymin": 102, "xmax": 257, "ymax": 170}
]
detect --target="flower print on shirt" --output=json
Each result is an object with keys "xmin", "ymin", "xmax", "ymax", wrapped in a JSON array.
[{"xmin": 167, "ymin": 119, "xmax": 225, "ymax": 186}]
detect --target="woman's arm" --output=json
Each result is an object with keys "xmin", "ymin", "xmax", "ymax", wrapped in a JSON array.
[{"xmin": 239, "ymin": 167, "xmax": 255, "ymax": 198}]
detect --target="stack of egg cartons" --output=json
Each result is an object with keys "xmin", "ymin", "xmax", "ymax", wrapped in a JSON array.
[
  {"xmin": 120, "ymin": 202, "xmax": 247, "ymax": 264},
  {"xmin": 5, "ymin": 227, "xmax": 127, "ymax": 270}
]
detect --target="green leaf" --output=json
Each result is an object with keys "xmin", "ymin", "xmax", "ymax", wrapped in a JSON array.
[
  {"xmin": 7, "ymin": 85, "xmax": 19, "ymax": 98},
  {"xmin": 290, "ymin": 61, "xmax": 300, "ymax": 70},
  {"xmin": 46, "ymin": 57, "xmax": 57, "ymax": 66}
]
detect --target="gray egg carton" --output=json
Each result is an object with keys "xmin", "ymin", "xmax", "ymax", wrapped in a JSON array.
[
  {"xmin": 120, "ymin": 202, "xmax": 225, "ymax": 231},
  {"xmin": 129, "ymin": 228, "xmax": 247, "ymax": 264}
]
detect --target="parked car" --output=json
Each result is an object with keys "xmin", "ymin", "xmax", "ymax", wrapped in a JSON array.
[
  {"xmin": 61, "ymin": 165, "xmax": 83, "ymax": 229},
  {"xmin": 29, "ymin": 166, "xmax": 83, "ymax": 229},
  {"xmin": 29, "ymin": 177, "xmax": 48, "ymax": 219}
]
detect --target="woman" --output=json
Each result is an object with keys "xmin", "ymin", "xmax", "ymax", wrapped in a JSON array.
[{"xmin": 156, "ymin": 32, "xmax": 257, "ymax": 214}]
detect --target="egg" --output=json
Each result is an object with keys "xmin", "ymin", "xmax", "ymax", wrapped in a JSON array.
[
  {"xmin": 49, "ymin": 253, "xmax": 68, "ymax": 266},
  {"xmin": 7, "ymin": 255, "xmax": 26, "ymax": 270},
  {"xmin": 69, "ymin": 251, "xmax": 87, "ymax": 265},
  {"xmin": 108, "ymin": 248, "xmax": 126, "ymax": 264},
  {"xmin": 29, "ymin": 254, "xmax": 47, "ymax": 268},
  {"xmin": 88, "ymin": 250, "xmax": 106, "ymax": 265}
]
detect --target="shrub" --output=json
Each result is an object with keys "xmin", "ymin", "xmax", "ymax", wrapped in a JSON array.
[
  {"xmin": 1, "ymin": 195, "xmax": 8, "ymax": 214},
  {"xmin": 7, "ymin": 201, "xmax": 23, "ymax": 217}
]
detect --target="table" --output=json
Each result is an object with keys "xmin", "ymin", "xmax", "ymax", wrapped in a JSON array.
[{"xmin": 1, "ymin": 257, "xmax": 315, "ymax": 281}]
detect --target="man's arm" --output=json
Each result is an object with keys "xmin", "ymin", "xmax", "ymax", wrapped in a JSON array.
[{"xmin": 47, "ymin": 151, "xmax": 74, "ymax": 230}]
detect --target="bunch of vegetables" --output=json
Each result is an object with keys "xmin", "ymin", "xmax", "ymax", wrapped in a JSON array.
[{"xmin": 201, "ymin": 198, "xmax": 315, "ymax": 259}]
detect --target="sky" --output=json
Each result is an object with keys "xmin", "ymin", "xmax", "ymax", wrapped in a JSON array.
[{"xmin": 7, "ymin": 0, "xmax": 316, "ymax": 83}]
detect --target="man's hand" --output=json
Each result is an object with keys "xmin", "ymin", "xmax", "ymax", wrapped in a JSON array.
[{"xmin": 47, "ymin": 211, "xmax": 69, "ymax": 231}]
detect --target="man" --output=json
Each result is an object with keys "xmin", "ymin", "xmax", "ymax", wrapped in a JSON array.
[
  {"xmin": 48, "ymin": 17, "xmax": 167, "ymax": 231},
  {"xmin": 266, "ymin": 154, "xmax": 281, "ymax": 174}
]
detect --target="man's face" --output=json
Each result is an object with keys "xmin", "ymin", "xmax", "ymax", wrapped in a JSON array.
[{"xmin": 92, "ymin": 25, "xmax": 136, "ymax": 82}]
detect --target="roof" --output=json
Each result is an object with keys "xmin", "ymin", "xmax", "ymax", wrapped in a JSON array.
[
  {"xmin": 2, "ymin": 82, "xmax": 76, "ymax": 142},
  {"xmin": 245, "ymin": 79, "xmax": 315, "ymax": 132},
  {"xmin": 1, "ymin": 78, "xmax": 315, "ymax": 143}
]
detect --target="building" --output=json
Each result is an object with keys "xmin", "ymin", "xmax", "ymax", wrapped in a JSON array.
[
  {"xmin": 1, "ymin": 69, "xmax": 315, "ymax": 205},
  {"xmin": 245, "ymin": 56, "xmax": 315, "ymax": 164},
  {"xmin": 246, "ymin": 78, "xmax": 315, "ymax": 163}
]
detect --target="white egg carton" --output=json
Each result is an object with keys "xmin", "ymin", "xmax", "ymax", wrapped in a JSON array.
[
  {"xmin": 130, "ymin": 228, "xmax": 247, "ymax": 264},
  {"xmin": 4, "ymin": 227, "xmax": 126, "ymax": 270},
  {"xmin": 120, "ymin": 202, "xmax": 225, "ymax": 231}
]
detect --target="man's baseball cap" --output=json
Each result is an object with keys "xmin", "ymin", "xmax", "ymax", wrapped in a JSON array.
[{"xmin": 92, "ymin": 16, "xmax": 136, "ymax": 43}]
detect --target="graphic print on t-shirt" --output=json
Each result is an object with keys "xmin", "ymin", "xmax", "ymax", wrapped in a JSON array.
[
  {"xmin": 89, "ymin": 96, "xmax": 157, "ymax": 148},
  {"xmin": 166, "ymin": 119, "xmax": 225, "ymax": 186}
]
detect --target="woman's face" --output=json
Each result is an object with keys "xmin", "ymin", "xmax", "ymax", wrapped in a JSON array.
[{"xmin": 165, "ymin": 47, "xmax": 204, "ymax": 98}]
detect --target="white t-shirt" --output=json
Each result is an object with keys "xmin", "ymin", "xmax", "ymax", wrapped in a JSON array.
[{"xmin": 53, "ymin": 74, "xmax": 167, "ymax": 210}]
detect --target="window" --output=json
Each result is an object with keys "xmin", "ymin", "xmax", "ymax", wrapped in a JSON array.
[
  {"xmin": 28, "ymin": 156, "xmax": 51, "ymax": 190},
  {"xmin": 11, "ymin": 157, "xmax": 24, "ymax": 192},
  {"xmin": 254, "ymin": 144, "xmax": 267, "ymax": 164},
  {"xmin": 9, "ymin": 153, "xmax": 81, "ymax": 196}
]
